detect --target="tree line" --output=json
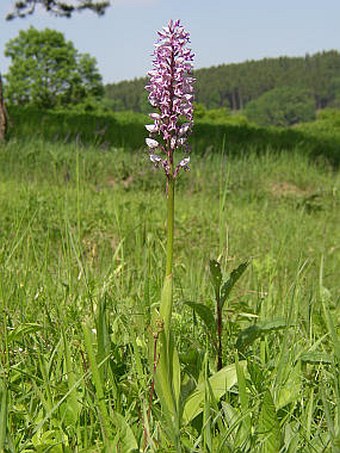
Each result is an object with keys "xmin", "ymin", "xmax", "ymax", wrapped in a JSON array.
[{"xmin": 105, "ymin": 50, "xmax": 340, "ymax": 113}]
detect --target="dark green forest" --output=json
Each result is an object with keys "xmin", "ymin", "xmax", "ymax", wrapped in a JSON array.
[{"xmin": 105, "ymin": 50, "xmax": 340, "ymax": 114}]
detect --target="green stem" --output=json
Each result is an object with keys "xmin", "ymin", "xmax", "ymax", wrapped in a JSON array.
[
  {"xmin": 216, "ymin": 299, "xmax": 223, "ymax": 371},
  {"xmin": 156, "ymin": 157, "xmax": 181, "ymax": 450},
  {"xmin": 159, "ymin": 175, "xmax": 175, "ymax": 337},
  {"xmin": 166, "ymin": 176, "xmax": 175, "ymax": 278}
]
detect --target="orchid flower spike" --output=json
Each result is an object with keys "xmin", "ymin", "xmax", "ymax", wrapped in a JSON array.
[{"xmin": 145, "ymin": 19, "xmax": 195, "ymax": 177}]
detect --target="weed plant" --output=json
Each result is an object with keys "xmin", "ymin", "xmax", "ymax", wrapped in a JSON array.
[{"xmin": 0, "ymin": 138, "xmax": 339, "ymax": 451}]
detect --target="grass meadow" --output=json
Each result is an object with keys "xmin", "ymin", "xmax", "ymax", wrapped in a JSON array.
[{"xmin": 0, "ymin": 137, "xmax": 340, "ymax": 451}]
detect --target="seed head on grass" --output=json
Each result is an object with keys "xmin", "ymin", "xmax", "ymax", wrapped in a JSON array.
[{"xmin": 145, "ymin": 19, "xmax": 195, "ymax": 178}]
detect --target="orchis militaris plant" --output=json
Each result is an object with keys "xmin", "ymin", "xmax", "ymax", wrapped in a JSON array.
[
  {"xmin": 145, "ymin": 19, "xmax": 194, "ymax": 446},
  {"xmin": 145, "ymin": 18, "xmax": 194, "ymax": 330}
]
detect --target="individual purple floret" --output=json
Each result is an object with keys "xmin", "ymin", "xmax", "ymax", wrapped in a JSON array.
[{"xmin": 145, "ymin": 19, "xmax": 195, "ymax": 177}]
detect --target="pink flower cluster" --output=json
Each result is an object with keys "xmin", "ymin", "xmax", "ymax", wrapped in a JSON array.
[{"xmin": 145, "ymin": 19, "xmax": 195, "ymax": 177}]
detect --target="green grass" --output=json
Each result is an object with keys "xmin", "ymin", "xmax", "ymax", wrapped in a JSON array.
[{"xmin": 0, "ymin": 138, "xmax": 339, "ymax": 451}]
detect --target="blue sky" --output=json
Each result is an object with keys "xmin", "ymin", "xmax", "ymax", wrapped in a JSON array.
[{"xmin": 0, "ymin": 0, "xmax": 340, "ymax": 83}]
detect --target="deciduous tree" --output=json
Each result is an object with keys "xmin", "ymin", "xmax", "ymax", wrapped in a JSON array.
[{"xmin": 4, "ymin": 27, "xmax": 104, "ymax": 109}]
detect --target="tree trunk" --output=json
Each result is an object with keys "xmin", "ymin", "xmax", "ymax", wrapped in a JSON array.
[{"xmin": 0, "ymin": 73, "xmax": 8, "ymax": 141}]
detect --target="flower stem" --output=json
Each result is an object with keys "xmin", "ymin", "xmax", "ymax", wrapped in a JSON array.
[
  {"xmin": 216, "ymin": 301, "xmax": 223, "ymax": 371},
  {"xmin": 166, "ymin": 176, "xmax": 175, "ymax": 278},
  {"xmin": 159, "ymin": 174, "xmax": 175, "ymax": 337}
]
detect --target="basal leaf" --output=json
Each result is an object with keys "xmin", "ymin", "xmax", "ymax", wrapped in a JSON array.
[
  {"xmin": 154, "ymin": 333, "xmax": 180, "ymax": 445},
  {"xmin": 183, "ymin": 361, "xmax": 246, "ymax": 424},
  {"xmin": 154, "ymin": 334, "xmax": 177, "ymax": 420}
]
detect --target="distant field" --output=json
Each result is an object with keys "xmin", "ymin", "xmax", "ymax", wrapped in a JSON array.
[{"xmin": 0, "ymin": 137, "xmax": 339, "ymax": 451}]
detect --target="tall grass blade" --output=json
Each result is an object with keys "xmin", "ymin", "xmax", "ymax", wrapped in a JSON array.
[
  {"xmin": 0, "ymin": 380, "xmax": 7, "ymax": 452},
  {"xmin": 82, "ymin": 323, "xmax": 111, "ymax": 442}
]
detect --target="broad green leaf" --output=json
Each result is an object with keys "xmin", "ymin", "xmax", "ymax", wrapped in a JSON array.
[
  {"xmin": 183, "ymin": 361, "xmax": 246, "ymax": 424},
  {"xmin": 258, "ymin": 389, "xmax": 282, "ymax": 452},
  {"xmin": 111, "ymin": 413, "xmax": 138, "ymax": 452},
  {"xmin": 220, "ymin": 261, "xmax": 249, "ymax": 308},
  {"xmin": 236, "ymin": 319, "xmax": 287, "ymax": 352},
  {"xmin": 184, "ymin": 301, "xmax": 216, "ymax": 336},
  {"xmin": 210, "ymin": 259, "xmax": 222, "ymax": 293}
]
